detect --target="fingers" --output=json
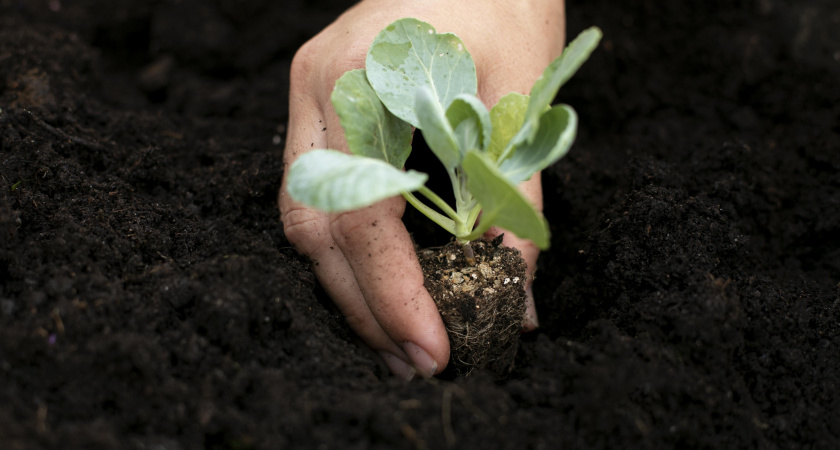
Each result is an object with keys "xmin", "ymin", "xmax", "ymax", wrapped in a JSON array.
[
  {"xmin": 282, "ymin": 193, "xmax": 450, "ymax": 378},
  {"xmin": 329, "ymin": 201, "xmax": 450, "ymax": 377},
  {"xmin": 281, "ymin": 42, "xmax": 449, "ymax": 378},
  {"xmin": 320, "ymin": 89, "xmax": 450, "ymax": 375},
  {"xmin": 282, "ymin": 145, "xmax": 428, "ymax": 377},
  {"xmin": 319, "ymin": 68, "xmax": 449, "ymax": 376},
  {"xmin": 483, "ymin": 173, "xmax": 543, "ymax": 331},
  {"xmin": 282, "ymin": 205, "xmax": 415, "ymax": 369},
  {"xmin": 281, "ymin": 57, "xmax": 415, "ymax": 377}
]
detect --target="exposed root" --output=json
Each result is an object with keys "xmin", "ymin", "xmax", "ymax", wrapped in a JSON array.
[{"xmin": 462, "ymin": 241, "xmax": 476, "ymax": 265}]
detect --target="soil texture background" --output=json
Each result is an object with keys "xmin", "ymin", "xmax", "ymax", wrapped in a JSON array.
[{"xmin": 1, "ymin": 0, "xmax": 838, "ymax": 448}]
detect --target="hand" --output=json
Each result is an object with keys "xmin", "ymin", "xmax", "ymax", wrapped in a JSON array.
[{"xmin": 279, "ymin": 0, "xmax": 566, "ymax": 379}]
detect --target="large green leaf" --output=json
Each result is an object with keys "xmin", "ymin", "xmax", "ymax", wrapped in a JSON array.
[
  {"xmin": 415, "ymin": 86, "xmax": 460, "ymax": 170},
  {"xmin": 486, "ymin": 92, "xmax": 529, "ymax": 161},
  {"xmin": 499, "ymin": 104, "xmax": 577, "ymax": 184},
  {"xmin": 287, "ymin": 150, "xmax": 427, "ymax": 212},
  {"xmin": 446, "ymin": 93, "xmax": 491, "ymax": 154},
  {"xmin": 331, "ymin": 69, "xmax": 413, "ymax": 169},
  {"xmin": 366, "ymin": 18, "xmax": 477, "ymax": 127},
  {"xmin": 514, "ymin": 26, "xmax": 601, "ymax": 147},
  {"xmin": 462, "ymin": 150, "xmax": 550, "ymax": 249}
]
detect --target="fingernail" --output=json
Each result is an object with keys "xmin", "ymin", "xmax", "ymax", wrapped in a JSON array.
[
  {"xmin": 402, "ymin": 342, "xmax": 438, "ymax": 378},
  {"xmin": 378, "ymin": 351, "xmax": 416, "ymax": 381}
]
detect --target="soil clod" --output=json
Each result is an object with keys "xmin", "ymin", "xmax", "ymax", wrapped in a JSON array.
[{"xmin": 418, "ymin": 238, "xmax": 527, "ymax": 377}]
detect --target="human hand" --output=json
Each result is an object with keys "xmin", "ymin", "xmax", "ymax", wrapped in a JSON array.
[{"xmin": 279, "ymin": 0, "xmax": 566, "ymax": 379}]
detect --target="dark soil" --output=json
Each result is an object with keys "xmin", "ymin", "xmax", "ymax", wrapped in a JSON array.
[
  {"xmin": 418, "ymin": 238, "xmax": 527, "ymax": 378},
  {"xmin": 1, "ymin": 0, "xmax": 838, "ymax": 449}
]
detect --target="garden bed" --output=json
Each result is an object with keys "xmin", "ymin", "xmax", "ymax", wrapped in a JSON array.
[{"xmin": 1, "ymin": 0, "xmax": 838, "ymax": 448}]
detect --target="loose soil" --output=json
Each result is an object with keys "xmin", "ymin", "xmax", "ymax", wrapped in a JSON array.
[{"xmin": 1, "ymin": 0, "xmax": 838, "ymax": 449}]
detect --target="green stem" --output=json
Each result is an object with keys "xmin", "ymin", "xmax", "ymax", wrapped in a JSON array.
[
  {"xmin": 448, "ymin": 168, "xmax": 481, "ymax": 241},
  {"xmin": 466, "ymin": 204, "xmax": 481, "ymax": 231},
  {"xmin": 459, "ymin": 228, "xmax": 485, "ymax": 243},
  {"xmin": 402, "ymin": 192, "xmax": 456, "ymax": 235},
  {"xmin": 459, "ymin": 205, "xmax": 488, "ymax": 242},
  {"xmin": 418, "ymin": 187, "xmax": 462, "ymax": 225},
  {"xmin": 448, "ymin": 170, "xmax": 464, "ymax": 207}
]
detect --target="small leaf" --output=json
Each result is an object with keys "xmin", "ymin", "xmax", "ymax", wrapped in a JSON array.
[
  {"xmin": 287, "ymin": 150, "xmax": 427, "ymax": 212},
  {"xmin": 415, "ymin": 87, "xmax": 461, "ymax": 170},
  {"xmin": 332, "ymin": 69, "xmax": 413, "ymax": 168},
  {"xmin": 499, "ymin": 104, "xmax": 577, "ymax": 184},
  {"xmin": 446, "ymin": 94, "xmax": 491, "ymax": 153},
  {"xmin": 366, "ymin": 18, "xmax": 477, "ymax": 127},
  {"xmin": 516, "ymin": 26, "xmax": 601, "ymax": 146},
  {"xmin": 487, "ymin": 92, "xmax": 529, "ymax": 161},
  {"xmin": 462, "ymin": 150, "xmax": 550, "ymax": 249}
]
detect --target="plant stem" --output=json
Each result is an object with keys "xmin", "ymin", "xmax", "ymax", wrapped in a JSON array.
[
  {"xmin": 448, "ymin": 170, "xmax": 465, "ymax": 208},
  {"xmin": 402, "ymin": 192, "xmax": 456, "ymax": 235},
  {"xmin": 418, "ymin": 187, "xmax": 461, "ymax": 224},
  {"xmin": 462, "ymin": 240, "xmax": 476, "ymax": 265},
  {"xmin": 459, "ymin": 219, "xmax": 488, "ymax": 242},
  {"xmin": 466, "ymin": 205, "xmax": 481, "ymax": 231}
]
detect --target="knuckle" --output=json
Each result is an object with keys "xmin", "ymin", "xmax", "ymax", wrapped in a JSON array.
[
  {"xmin": 289, "ymin": 40, "xmax": 318, "ymax": 82},
  {"xmin": 290, "ymin": 38, "xmax": 367, "ymax": 95},
  {"xmin": 326, "ymin": 53, "xmax": 366, "ymax": 80},
  {"xmin": 329, "ymin": 198, "xmax": 407, "ymax": 247},
  {"xmin": 329, "ymin": 210, "xmax": 369, "ymax": 245},
  {"xmin": 281, "ymin": 207, "xmax": 329, "ymax": 254}
]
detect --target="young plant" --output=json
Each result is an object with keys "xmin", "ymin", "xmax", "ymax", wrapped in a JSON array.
[{"xmin": 287, "ymin": 18, "xmax": 601, "ymax": 253}]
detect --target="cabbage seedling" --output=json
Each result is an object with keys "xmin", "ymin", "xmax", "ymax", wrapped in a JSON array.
[{"xmin": 287, "ymin": 18, "xmax": 601, "ymax": 254}]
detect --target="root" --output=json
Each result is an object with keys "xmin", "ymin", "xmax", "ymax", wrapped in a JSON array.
[{"xmin": 462, "ymin": 241, "xmax": 476, "ymax": 265}]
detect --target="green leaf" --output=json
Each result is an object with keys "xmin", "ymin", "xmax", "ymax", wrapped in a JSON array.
[
  {"xmin": 462, "ymin": 150, "xmax": 550, "ymax": 249},
  {"xmin": 487, "ymin": 92, "xmax": 529, "ymax": 161},
  {"xmin": 287, "ymin": 150, "xmax": 427, "ymax": 212},
  {"xmin": 515, "ymin": 26, "xmax": 601, "ymax": 146},
  {"xmin": 446, "ymin": 93, "xmax": 491, "ymax": 154},
  {"xmin": 499, "ymin": 104, "xmax": 577, "ymax": 184},
  {"xmin": 366, "ymin": 18, "xmax": 477, "ymax": 127},
  {"xmin": 331, "ymin": 69, "xmax": 413, "ymax": 169},
  {"xmin": 415, "ymin": 86, "xmax": 461, "ymax": 170}
]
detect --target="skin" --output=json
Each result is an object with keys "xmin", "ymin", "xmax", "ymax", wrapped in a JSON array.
[{"xmin": 279, "ymin": 0, "xmax": 566, "ymax": 379}]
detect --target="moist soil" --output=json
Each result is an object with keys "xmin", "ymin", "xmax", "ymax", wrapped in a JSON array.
[
  {"xmin": 1, "ymin": 0, "xmax": 838, "ymax": 449},
  {"xmin": 418, "ymin": 238, "xmax": 527, "ymax": 378}
]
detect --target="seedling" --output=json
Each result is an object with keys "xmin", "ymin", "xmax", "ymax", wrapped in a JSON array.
[{"xmin": 287, "ymin": 18, "xmax": 601, "ymax": 254}]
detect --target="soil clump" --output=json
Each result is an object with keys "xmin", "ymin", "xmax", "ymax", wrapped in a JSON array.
[{"xmin": 418, "ymin": 238, "xmax": 527, "ymax": 377}]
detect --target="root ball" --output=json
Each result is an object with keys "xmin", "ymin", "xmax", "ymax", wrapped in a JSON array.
[{"xmin": 418, "ymin": 238, "xmax": 527, "ymax": 377}]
